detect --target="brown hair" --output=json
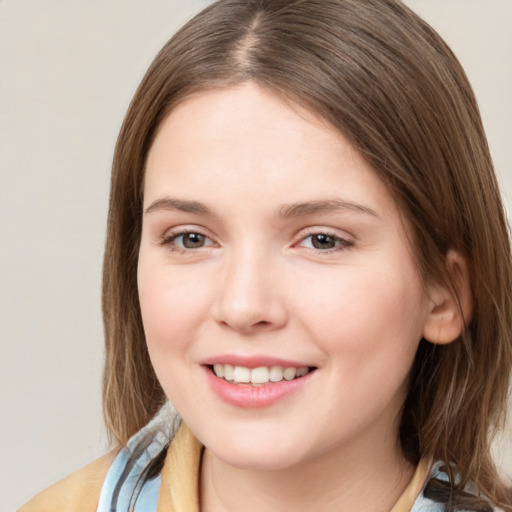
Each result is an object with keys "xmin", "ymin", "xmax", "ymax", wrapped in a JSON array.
[{"xmin": 102, "ymin": 0, "xmax": 512, "ymax": 509}]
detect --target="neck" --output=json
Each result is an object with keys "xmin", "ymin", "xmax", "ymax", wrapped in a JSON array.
[{"xmin": 200, "ymin": 427, "xmax": 415, "ymax": 512}]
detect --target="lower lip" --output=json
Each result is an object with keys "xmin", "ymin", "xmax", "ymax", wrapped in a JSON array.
[{"xmin": 203, "ymin": 366, "xmax": 315, "ymax": 408}]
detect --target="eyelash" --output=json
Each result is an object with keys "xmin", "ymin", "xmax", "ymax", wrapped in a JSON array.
[
  {"xmin": 159, "ymin": 229, "xmax": 216, "ymax": 254},
  {"xmin": 159, "ymin": 229, "xmax": 353, "ymax": 255},
  {"xmin": 298, "ymin": 229, "xmax": 353, "ymax": 253}
]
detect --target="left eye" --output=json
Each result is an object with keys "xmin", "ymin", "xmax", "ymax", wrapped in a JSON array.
[{"xmin": 299, "ymin": 233, "xmax": 351, "ymax": 251}]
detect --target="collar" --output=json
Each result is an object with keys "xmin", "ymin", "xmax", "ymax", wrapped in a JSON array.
[{"xmin": 157, "ymin": 423, "xmax": 202, "ymax": 512}]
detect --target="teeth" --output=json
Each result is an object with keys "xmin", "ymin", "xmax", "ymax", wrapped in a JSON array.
[
  {"xmin": 296, "ymin": 367, "xmax": 308, "ymax": 377},
  {"xmin": 269, "ymin": 366, "xmax": 283, "ymax": 382},
  {"xmin": 212, "ymin": 364, "xmax": 311, "ymax": 384},
  {"xmin": 213, "ymin": 364, "xmax": 224, "ymax": 378},
  {"xmin": 232, "ymin": 366, "xmax": 251, "ymax": 383},
  {"xmin": 283, "ymin": 367, "xmax": 296, "ymax": 380},
  {"xmin": 224, "ymin": 364, "xmax": 234, "ymax": 381},
  {"xmin": 251, "ymin": 366, "xmax": 269, "ymax": 384}
]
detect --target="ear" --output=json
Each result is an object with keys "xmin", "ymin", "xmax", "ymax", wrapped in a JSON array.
[{"xmin": 422, "ymin": 250, "xmax": 473, "ymax": 345}]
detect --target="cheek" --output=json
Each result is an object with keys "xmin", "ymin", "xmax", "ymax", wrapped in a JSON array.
[
  {"xmin": 296, "ymin": 263, "xmax": 426, "ymax": 370},
  {"xmin": 137, "ymin": 258, "xmax": 208, "ymax": 357},
  {"xmin": 137, "ymin": 259, "xmax": 213, "ymax": 411}
]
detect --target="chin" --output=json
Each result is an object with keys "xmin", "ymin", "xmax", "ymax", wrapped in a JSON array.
[
  {"xmin": 202, "ymin": 426, "xmax": 310, "ymax": 471},
  {"xmin": 216, "ymin": 447, "xmax": 304, "ymax": 472}
]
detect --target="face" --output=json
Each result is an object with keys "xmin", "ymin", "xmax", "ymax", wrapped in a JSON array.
[{"xmin": 138, "ymin": 82, "xmax": 431, "ymax": 471}]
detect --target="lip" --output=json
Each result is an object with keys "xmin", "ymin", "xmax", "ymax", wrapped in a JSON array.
[
  {"xmin": 201, "ymin": 363, "xmax": 316, "ymax": 409},
  {"xmin": 200, "ymin": 354, "xmax": 311, "ymax": 369}
]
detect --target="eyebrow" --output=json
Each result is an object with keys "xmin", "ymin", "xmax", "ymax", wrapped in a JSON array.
[
  {"xmin": 144, "ymin": 196, "xmax": 379, "ymax": 219},
  {"xmin": 278, "ymin": 199, "xmax": 380, "ymax": 219},
  {"xmin": 144, "ymin": 197, "xmax": 216, "ymax": 216}
]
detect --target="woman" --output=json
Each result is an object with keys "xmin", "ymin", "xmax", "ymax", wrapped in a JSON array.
[{"xmin": 20, "ymin": 0, "xmax": 512, "ymax": 510}]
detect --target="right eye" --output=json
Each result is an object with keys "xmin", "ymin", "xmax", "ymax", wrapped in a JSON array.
[{"xmin": 161, "ymin": 230, "xmax": 215, "ymax": 252}]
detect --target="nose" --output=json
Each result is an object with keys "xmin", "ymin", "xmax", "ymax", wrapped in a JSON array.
[{"xmin": 212, "ymin": 247, "xmax": 288, "ymax": 333}]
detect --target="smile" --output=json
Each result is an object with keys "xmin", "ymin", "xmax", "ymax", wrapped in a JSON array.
[
  {"xmin": 211, "ymin": 364, "xmax": 311, "ymax": 385},
  {"xmin": 203, "ymin": 361, "xmax": 317, "ymax": 408}
]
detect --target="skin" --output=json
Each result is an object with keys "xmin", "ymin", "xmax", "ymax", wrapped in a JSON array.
[{"xmin": 138, "ymin": 82, "xmax": 442, "ymax": 511}]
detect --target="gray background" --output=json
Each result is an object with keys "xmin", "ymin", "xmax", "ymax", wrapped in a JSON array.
[{"xmin": 1, "ymin": 1, "xmax": 511, "ymax": 509}]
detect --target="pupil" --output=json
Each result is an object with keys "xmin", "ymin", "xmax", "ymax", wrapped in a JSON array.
[
  {"xmin": 183, "ymin": 233, "xmax": 204, "ymax": 248},
  {"xmin": 312, "ymin": 234, "xmax": 335, "ymax": 249}
]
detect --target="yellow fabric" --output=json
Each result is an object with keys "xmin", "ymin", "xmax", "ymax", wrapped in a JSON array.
[
  {"xmin": 17, "ymin": 448, "xmax": 119, "ymax": 512},
  {"xmin": 157, "ymin": 423, "xmax": 203, "ymax": 512},
  {"xmin": 390, "ymin": 459, "xmax": 431, "ymax": 512}
]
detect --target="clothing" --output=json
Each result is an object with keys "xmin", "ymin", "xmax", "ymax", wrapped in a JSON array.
[{"xmin": 18, "ymin": 406, "xmax": 498, "ymax": 512}]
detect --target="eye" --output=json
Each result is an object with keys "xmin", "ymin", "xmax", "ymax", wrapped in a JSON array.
[
  {"xmin": 176, "ymin": 232, "xmax": 208, "ymax": 249},
  {"xmin": 298, "ymin": 231, "xmax": 352, "ymax": 252},
  {"xmin": 161, "ymin": 230, "xmax": 215, "ymax": 251}
]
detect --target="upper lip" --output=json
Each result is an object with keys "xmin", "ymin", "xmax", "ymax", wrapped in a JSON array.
[{"xmin": 200, "ymin": 354, "xmax": 314, "ymax": 369}]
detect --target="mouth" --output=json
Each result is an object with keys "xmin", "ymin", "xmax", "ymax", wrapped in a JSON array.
[
  {"xmin": 207, "ymin": 364, "xmax": 316, "ymax": 386},
  {"xmin": 202, "ymin": 360, "xmax": 317, "ymax": 408}
]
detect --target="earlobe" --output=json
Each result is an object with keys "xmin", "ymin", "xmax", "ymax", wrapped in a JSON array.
[{"xmin": 422, "ymin": 250, "xmax": 473, "ymax": 345}]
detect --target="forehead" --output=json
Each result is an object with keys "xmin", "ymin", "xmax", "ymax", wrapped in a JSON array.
[
  {"xmin": 144, "ymin": 82, "xmax": 400, "ymax": 222},
  {"xmin": 148, "ymin": 83, "xmax": 346, "ymax": 172}
]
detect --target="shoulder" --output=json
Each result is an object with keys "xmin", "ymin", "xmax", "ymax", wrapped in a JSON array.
[
  {"xmin": 18, "ymin": 404, "xmax": 177, "ymax": 512},
  {"xmin": 18, "ymin": 449, "xmax": 119, "ymax": 512}
]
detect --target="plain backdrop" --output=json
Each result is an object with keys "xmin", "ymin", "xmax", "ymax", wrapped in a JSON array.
[{"xmin": 1, "ymin": 1, "xmax": 511, "ymax": 509}]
